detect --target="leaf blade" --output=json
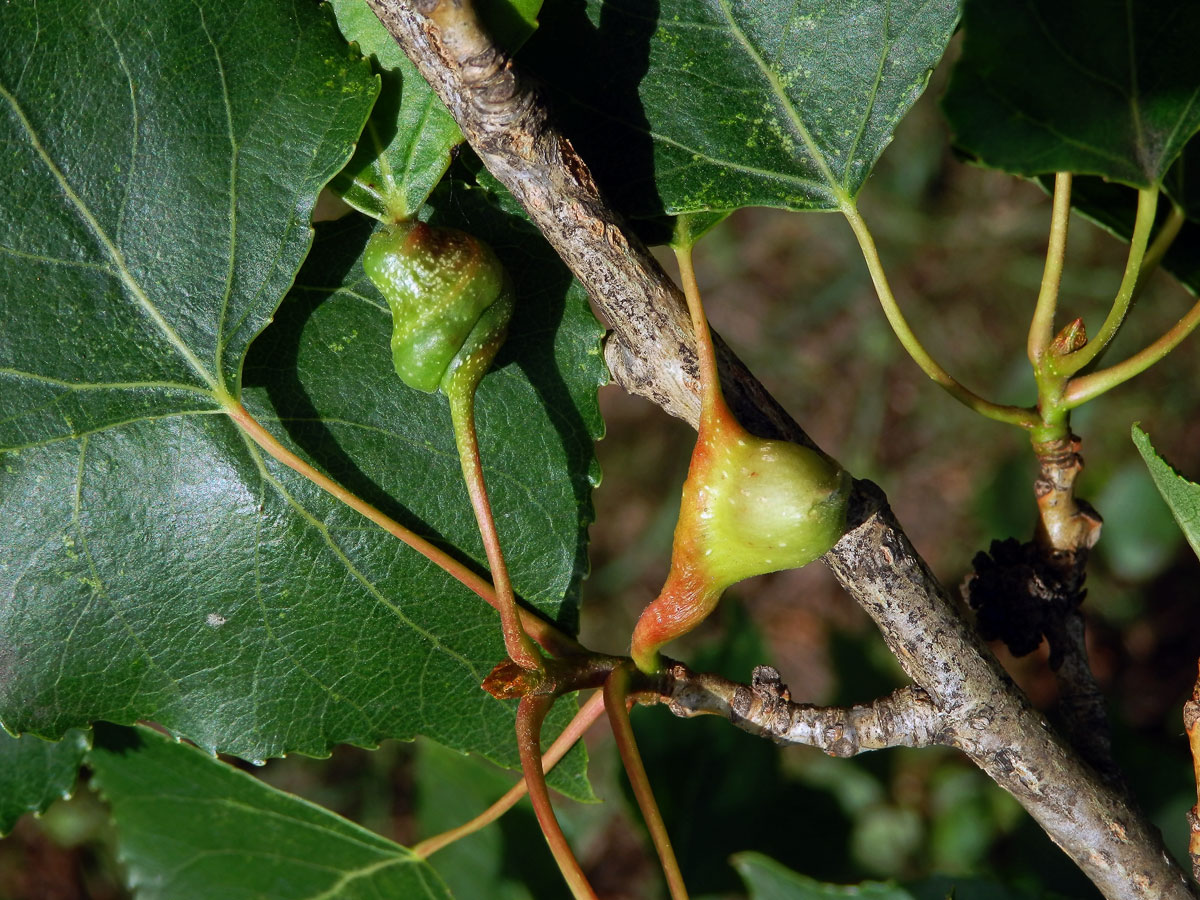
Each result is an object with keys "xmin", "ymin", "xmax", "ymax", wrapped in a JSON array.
[
  {"xmin": 943, "ymin": 0, "xmax": 1200, "ymax": 188},
  {"xmin": 1, "ymin": 0, "xmax": 602, "ymax": 799},
  {"xmin": 524, "ymin": 0, "xmax": 959, "ymax": 217},
  {"xmin": 88, "ymin": 724, "xmax": 452, "ymax": 900},
  {"xmin": 0, "ymin": 728, "xmax": 90, "ymax": 836},
  {"xmin": 328, "ymin": 0, "xmax": 544, "ymax": 221},
  {"xmin": 328, "ymin": 0, "xmax": 463, "ymax": 221},
  {"xmin": 733, "ymin": 851, "xmax": 915, "ymax": 900},
  {"xmin": 1132, "ymin": 425, "xmax": 1200, "ymax": 562}
]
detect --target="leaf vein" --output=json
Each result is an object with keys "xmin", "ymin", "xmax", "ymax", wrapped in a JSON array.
[
  {"xmin": 0, "ymin": 243, "xmax": 116, "ymax": 273},
  {"xmin": 0, "ymin": 82, "xmax": 218, "ymax": 391},
  {"xmin": 1, "ymin": 409, "xmax": 226, "ymax": 453},
  {"xmin": 197, "ymin": 2, "xmax": 240, "ymax": 397},
  {"xmin": 712, "ymin": 0, "xmax": 847, "ymax": 204},
  {"xmin": 237, "ymin": 434, "xmax": 485, "ymax": 692},
  {"xmin": 93, "ymin": 8, "xmax": 140, "ymax": 248}
]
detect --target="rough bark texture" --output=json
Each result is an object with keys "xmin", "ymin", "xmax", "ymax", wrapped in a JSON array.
[
  {"xmin": 826, "ymin": 486, "xmax": 1189, "ymax": 899},
  {"xmin": 661, "ymin": 663, "xmax": 943, "ymax": 756},
  {"xmin": 363, "ymin": 2, "xmax": 1195, "ymax": 897}
]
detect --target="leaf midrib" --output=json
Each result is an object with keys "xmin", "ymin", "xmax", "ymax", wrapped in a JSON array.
[
  {"xmin": 198, "ymin": 3, "xmax": 240, "ymax": 400},
  {"xmin": 714, "ymin": 0, "xmax": 851, "ymax": 207}
]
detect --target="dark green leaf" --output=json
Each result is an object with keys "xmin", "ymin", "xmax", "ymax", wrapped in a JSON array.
[
  {"xmin": 1030, "ymin": 136, "xmax": 1200, "ymax": 300},
  {"xmin": 0, "ymin": 728, "xmax": 89, "ymax": 836},
  {"xmin": 1094, "ymin": 461, "xmax": 1184, "ymax": 580},
  {"xmin": 522, "ymin": 0, "xmax": 959, "ymax": 217},
  {"xmin": 88, "ymin": 723, "xmax": 451, "ymax": 900},
  {"xmin": 943, "ymin": 0, "xmax": 1200, "ymax": 188},
  {"xmin": 0, "ymin": 0, "xmax": 602, "ymax": 800},
  {"xmin": 329, "ymin": 0, "xmax": 542, "ymax": 221},
  {"xmin": 733, "ymin": 852, "xmax": 914, "ymax": 900},
  {"xmin": 0, "ymin": 0, "xmax": 377, "ymax": 406},
  {"xmin": 416, "ymin": 738, "xmax": 528, "ymax": 900},
  {"xmin": 1133, "ymin": 425, "xmax": 1200, "ymax": 562},
  {"xmin": 1, "ymin": 0, "xmax": 368, "ymax": 745}
]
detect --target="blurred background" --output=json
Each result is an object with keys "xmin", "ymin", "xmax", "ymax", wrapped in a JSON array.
[{"xmin": 5, "ymin": 45, "xmax": 1200, "ymax": 900}]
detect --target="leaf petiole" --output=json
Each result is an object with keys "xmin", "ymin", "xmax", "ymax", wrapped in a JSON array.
[
  {"xmin": 1138, "ymin": 202, "xmax": 1186, "ymax": 292},
  {"xmin": 1064, "ymin": 294, "xmax": 1200, "ymax": 409},
  {"xmin": 604, "ymin": 663, "xmax": 690, "ymax": 900},
  {"xmin": 1054, "ymin": 186, "xmax": 1159, "ymax": 376},
  {"xmin": 840, "ymin": 200, "xmax": 1038, "ymax": 429},
  {"xmin": 673, "ymin": 232, "xmax": 723, "ymax": 420},
  {"xmin": 516, "ymin": 694, "xmax": 599, "ymax": 900},
  {"xmin": 1028, "ymin": 173, "xmax": 1073, "ymax": 367},
  {"xmin": 446, "ymin": 384, "xmax": 545, "ymax": 671}
]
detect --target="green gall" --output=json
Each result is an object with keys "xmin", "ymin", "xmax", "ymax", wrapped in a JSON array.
[
  {"xmin": 362, "ymin": 221, "xmax": 514, "ymax": 396},
  {"xmin": 631, "ymin": 410, "xmax": 850, "ymax": 673},
  {"xmin": 701, "ymin": 436, "xmax": 850, "ymax": 588}
]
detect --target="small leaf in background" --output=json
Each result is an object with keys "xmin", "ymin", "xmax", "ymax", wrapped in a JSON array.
[
  {"xmin": 0, "ymin": 729, "xmax": 90, "ymax": 836},
  {"xmin": 87, "ymin": 724, "xmax": 451, "ymax": 900},
  {"xmin": 328, "ymin": 0, "xmax": 542, "ymax": 221},
  {"xmin": 327, "ymin": 0, "xmax": 462, "ymax": 222},
  {"xmin": 733, "ymin": 854, "xmax": 1049, "ymax": 900},
  {"xmin": 1133, "ymin": 425, "xmax": 1200, "ymax": 562},
  {"xmin": 944, "ymin": 0, "xmax": 1200, "ymax": 188},
  {"xmin": 925, "ymin": 766, "xmax": 1022, "ymax": 878},
  {"xmin": 1094, "ymin": 460, "xmax": 1185, "ymax": 581},
  {"xmin": 732, "ymin": 851, "xmax": 914, "ymax": 900},
  {"xmin": 522, "ymin": 0, "xmax": 959, "ymax": 218}
]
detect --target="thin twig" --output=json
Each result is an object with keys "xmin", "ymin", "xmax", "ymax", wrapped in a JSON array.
[
  {"xmin": 660, "ymin": 663, "xmax": 943, "ymax": 755},
  {"xmin": 1183, "ymin": 663, "xmax": 1200, "ymax": 883},
  {"xmin": 516, "ymin": 694, "xmax": 597, "ymax": 900}
]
